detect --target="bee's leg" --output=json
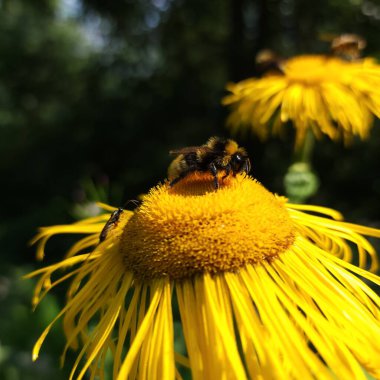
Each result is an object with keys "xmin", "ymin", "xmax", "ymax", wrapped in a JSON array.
[
  {"xmin": 209, "ymin": 163, "xmax": 219, "ymax": 189},
  {"xmin": 243, "ymin": 158, "xmax": 251, "ymax": 174},
  {"xmin": 169, "ymin": 176, "xmax": 182, "ymax": 187},
  {"xmin": 169, "ymin": 169, "xmax": 193, "ymax": 187},
  {"xmin": 222, "ymin": 164, "xmax": 231, "ymax": 180}
]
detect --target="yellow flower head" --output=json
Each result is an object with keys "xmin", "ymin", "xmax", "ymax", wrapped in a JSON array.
[
  {"xmin": 27, "ymin": 173, "xmax": 380, "ymax": 380},
  {"xmin": 223, "ymin": 55, "xmax": 380, "ymax": 147}
]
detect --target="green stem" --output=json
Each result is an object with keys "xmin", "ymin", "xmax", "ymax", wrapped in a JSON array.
[
  {"xmin": 284, "ymin": 128, "xmax": 319, "ymax": 203},
  {"xmin": 295, "ymin": 128, "xmax": 315, "ymax": 165}
]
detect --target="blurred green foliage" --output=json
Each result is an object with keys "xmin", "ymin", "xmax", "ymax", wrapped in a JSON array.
[
  {"xmin": 0, "ymin": 266, "xmax": 71, "ymax": 380},
  {"xmin": 1, "ymin": 0, "xmax": 380, "ymax": 378}
]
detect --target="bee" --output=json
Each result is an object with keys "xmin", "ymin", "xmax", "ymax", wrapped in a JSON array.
[
  {"xmin": 255, "ymin": 49, "xmax": 285, "ymax": 76},
  {"xmin": 330, "ymin": 34, "xmax": 366, "ymax": 61},
  {"xmin": 168, "ymin": 137, "xmax": 251, "ymax": 189},
  {"xmin": 99, "ymin": 200, "xmax": 140, "ymax": 243}
]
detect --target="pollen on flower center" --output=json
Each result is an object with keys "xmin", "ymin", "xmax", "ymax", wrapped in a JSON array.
[{"xmin": 120, "ymin": 173, "xmax": 296, "ymax": 280}]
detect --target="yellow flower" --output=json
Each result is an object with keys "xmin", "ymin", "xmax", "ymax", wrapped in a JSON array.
[
  {"xmin": 222, "ymin": 55, "xmax": 380, "ymax": 147},
  {"xmin": 27, "ymin": 173, "xmax": 380, "ymax": 380}
]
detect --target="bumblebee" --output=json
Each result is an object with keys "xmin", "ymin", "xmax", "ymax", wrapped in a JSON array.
[
  {"xmin": 168, "ymin": 137, "xmax": 251, "ymax": 189},
  {"xmin": 331, "ymin": 34, "xmax": 366, "ymax": 61},
  {"xmin": 255, "ymin": 49, "xmax": 285, "ymax": 76}
]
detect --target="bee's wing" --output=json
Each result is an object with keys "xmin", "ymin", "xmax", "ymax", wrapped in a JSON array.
[{"xmin": 169, "ymin": 146, "xmax": 211, "ymax": 155}]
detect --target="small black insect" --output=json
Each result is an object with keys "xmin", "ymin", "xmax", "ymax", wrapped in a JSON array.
[
  {"xmin": 99, "ymin": 200, "xmax": 140, "ymax": 243},
  {"xmin": 99, "ymin": 208, "xmax": 124, "ymax": 243}
]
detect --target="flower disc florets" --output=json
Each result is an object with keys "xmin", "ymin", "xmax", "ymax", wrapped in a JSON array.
[{"xmin": 120, "ymin": 173, "xmax": 296, "ymax": 280}]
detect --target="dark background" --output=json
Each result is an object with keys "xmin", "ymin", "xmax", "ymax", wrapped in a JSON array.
[{"xmin": 0, "ymin": 0, "xmax": 379, "ymax": 378}]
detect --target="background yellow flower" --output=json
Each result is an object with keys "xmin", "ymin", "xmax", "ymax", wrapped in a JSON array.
[{"xmin": 223, "ymin": 55, "xmax": 380, "ymax": 148}]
